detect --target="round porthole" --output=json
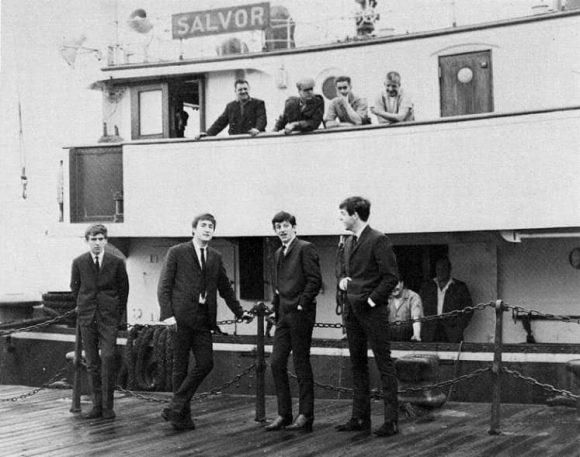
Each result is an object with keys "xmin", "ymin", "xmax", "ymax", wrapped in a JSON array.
[
  {"xmin": 569, "ymin": 247, "xmax": 580, "ymax": 269},
  {"xmin": 457, "ymin": 67, "xmax": 473, "ymax": 84},
  {"xmin": 322, "ymin": 76, "xmax": 337, "ymax": 100}
]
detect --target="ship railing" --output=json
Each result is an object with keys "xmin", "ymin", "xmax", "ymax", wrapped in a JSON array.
[{"xmin": 1, "ymin": 302, "xmax": 579, "ymax": 432}]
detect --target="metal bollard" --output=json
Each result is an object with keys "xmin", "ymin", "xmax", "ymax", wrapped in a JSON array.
[
  {"xmin": 254, "ymin": 301, "xmax": 267, "ymax": 422},
  {"xmin": 489, "ymin": 300, "xmax": 504, "ymax": 435},
  {"xmin": 70, "ymin": 322, "xmax": 82, "ymax": 413}
]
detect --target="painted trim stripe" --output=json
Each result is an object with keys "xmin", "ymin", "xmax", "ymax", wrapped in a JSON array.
[{"xmin": 12, "ymin": 332, "xmax": 578, "ymax": 364}]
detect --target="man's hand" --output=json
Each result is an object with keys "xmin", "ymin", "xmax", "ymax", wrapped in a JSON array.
[
  {"xmin": 338, "ymin": 277, "xmax": 351, "ymax": 291},
  {"xmin": 284, "ymin": 122, "xmax": 297, "ymax": 134},
  {"xmin": 248, "ymin": 128, "xmax": 260, "ymax": 137},
  {"xmin": 240, "ymin": 310, "xmax": 254, "ymax": 323},
  {"xmin": 367, "ymin": 298, "xmax": 376, "ymax": 308},
  {"xmin": 411, "ymin": 335, "xmax": 421, "ymax": 342},
  {"xmin": 162, "ymin": 316, "xmax": 177, "ymax": 330}
]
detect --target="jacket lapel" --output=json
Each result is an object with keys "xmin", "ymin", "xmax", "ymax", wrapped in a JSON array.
[{"xmin": 188, "ymin": 243, "xmax": 202, "ymax": 270}]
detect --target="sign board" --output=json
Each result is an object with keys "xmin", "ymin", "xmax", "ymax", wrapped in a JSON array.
[{"xmin": 172, "ymin": 3, "xmax": 270, "ymax": 40}]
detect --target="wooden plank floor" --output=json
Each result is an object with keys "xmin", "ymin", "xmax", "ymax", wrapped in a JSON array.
[{"xmin": 0, "ymin": 386, "xmax": 578, "ymax": 457}]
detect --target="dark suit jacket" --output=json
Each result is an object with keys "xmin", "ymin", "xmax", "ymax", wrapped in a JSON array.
[
  {"xmin": 157, "ymin": 241, "xmax": 243, "ymax": 328},
  {"xmin": 206, "ymin": 98, "xmax": 267, "ymax": 136},
  {"xmin": 419, "ymin": 278, "xmax": 473, "ymax": 342},
  {"xmin": 273, "ymin": 95, "xmax": 324, "ymax": 132},
  {"xmin": 338, "ymin": 226, "xmax": 398, "ymax": 317},
  {"xmin": 70, "ymin": 252, "xmax": 129, "ymax": 327},
  {"xmin": 272, "ymin": 238, "xmax": 322, "ymax": 317}
]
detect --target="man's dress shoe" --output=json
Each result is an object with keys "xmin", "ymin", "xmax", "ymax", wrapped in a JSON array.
[
  {"xmin": 374, "ymin": 421, "xmax": 399, "ymax": 437},
  {"xmin": 264, "ymin": 415, "xmax": 293, "ymax": 431},
  {"xmin": 285, "ymin": 414, "xmax": 313, "ymax": 432},
  {"xmin": 171, "ymin": 417, "xmax": 196, "ymax": 431},
  {"xmin": 83, "ymin": 408, "xmax": 103, "ymax": 419},
  {"xmin": 102, "ymin": 409, "xmax": 116, "ymax": 420},
  {"xmin": 335, "ymin": 417, "xmax": 371, "ymax": 432}
]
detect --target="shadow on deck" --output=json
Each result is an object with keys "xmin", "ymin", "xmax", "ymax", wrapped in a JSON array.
[{"xmin": 0, "ymin": 386, "xmax": 578, "ymax": 457}]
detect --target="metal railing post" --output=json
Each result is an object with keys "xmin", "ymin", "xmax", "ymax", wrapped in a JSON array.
[
  {"xmin": 70, "ymin": 321, "xmax": 82, "ymax": 413},
  {"xmin": 489, "ymin": 299, "xmax": 504, "ymax": 435},
  {"xmin": 254, "ymin": 301, "xmax": 266, "ymax": 422}
]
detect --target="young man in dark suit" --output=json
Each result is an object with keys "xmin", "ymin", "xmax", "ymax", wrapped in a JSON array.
[
  {"xmin": 336, "ymin": 196, "xmax": 400, "ymax": 437},
  {"xmin": 70, "ymin": 224, "xmax": 129, "ymax": 420},
  {"xmin": 265, "ymin": 211, "xmax": 322, "ymax": 432},
  {"xmin": 419, "ymin": 256, "xmax": 473, "ymax": 343},
  {"xmin": 198, "ymin": 79, "xmax": 267, "ymax": 138},
  {"xmin": 158, "ymin": 213, "xmax": 253, "ymax": 430}
]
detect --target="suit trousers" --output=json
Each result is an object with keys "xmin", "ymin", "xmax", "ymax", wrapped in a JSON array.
[
  {"xmin": 270, "ymin": 310, "xmax": 315, "ymax": 419},
  {"xmin": 170, "ymin": 323, "xmax": 214, "ymax": 416},
  {"xmin": 345, "ymin": 303, "xmax": 398, "ymax": 423},
  {"xmin": 80, "ymin": 318, "xmax": 118, "ymax": 411}
]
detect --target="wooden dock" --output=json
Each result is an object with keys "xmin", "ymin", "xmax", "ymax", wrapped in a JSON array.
[{"xmin": 0, "ymin": 386, "xmax": 578, "ymax": 457}]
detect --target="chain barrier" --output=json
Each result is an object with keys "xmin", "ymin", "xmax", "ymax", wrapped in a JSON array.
[
  {"xmin": 0, "ymin": 365, "xmax": 70, "ymax": 403},
  {"xmin": 0, "ymin": 309, "xmax": 77, "ymax": 337},
  {"xmin": 505, "ymin": 304, "xmax": 580, "ymax": 325},
  {"xmin": 288, "ymin": 366, "xmax": 491, "ymax": 397},
  {"xmin": 116, "ymin": 363, "xmax": 256, "ymax": 403},
  {"xmin": 313, "ymin": 302, "xmax": 495, "ymax": 329},
  {"xmin": 502, "ymin": 367, "xmax": 580, "ymax": 400}
]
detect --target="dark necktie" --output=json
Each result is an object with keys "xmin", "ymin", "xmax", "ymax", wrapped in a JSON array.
[
  {"xmin": 95, "ymin": 256, "xmax": 100, "ymax": 272},
  {"xmin": 200, "ymin": 248, "xmax": 206, "ymax": 271},
  {"xmin": 352, "ymin": 236, "xmax": 358, "ymax": 247}
]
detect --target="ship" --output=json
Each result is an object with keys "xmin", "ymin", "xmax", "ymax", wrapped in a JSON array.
[{"xmin": 1, "ymin": 0, "xmax": 579, "ymax": 411}]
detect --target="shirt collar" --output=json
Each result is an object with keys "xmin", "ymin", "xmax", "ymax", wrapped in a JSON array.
[
  {"xmin": 353, "ymin": 223, "xmax": 368, "ymax": 240},
  {"xmin": 434, "ymin": 277, "xmax": 454, "ymax": 290},
  {"xmin": 283, "ymin": 235, "xmax": 297, "ymax": 250}
]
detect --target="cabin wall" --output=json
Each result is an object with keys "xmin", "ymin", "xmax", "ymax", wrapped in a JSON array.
[
  {"xmin": 498, "ymin": 237, "xmax": 580, "ymax": 344},
  {"xmin": 102, "ymin": 13, "xmax": 580, "ymax": 139},
  {"xmin": 126, "ymin": 235, "xmax": 579, "ymax": 345}
]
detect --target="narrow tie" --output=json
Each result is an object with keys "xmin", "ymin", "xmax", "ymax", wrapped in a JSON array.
[
  {"xmin": 95, "ymin": 256, "xmax": 100, "ymax": 272},
  {"xmin": 200, "ymin": 248, "xmax": 206, "ymax": 271},
  {"xmin": 352, "ymin": 236, "xmax": 358, "ymax": 247}
]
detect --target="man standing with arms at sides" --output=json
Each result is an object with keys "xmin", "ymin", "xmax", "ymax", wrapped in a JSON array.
[
  {"xmin": 70, "ymin": 224, "xmax": 129, "ymax": 420},
  {"xmin": 196, "ymin": 79, "xmax": 267, "ymax": 139},
  {"xmin": 420, "ymin": 256, "xmax": 473, "ymax": 343},
  {"xmin": 324, "ymin": 75, "xmax": 369, "ymax": 128},
  {"xmin": 273, "ymin": 77, "xmax": 324, "ymax": 134},
  {"xmin": 336, "ymin": 196, "xmax": 400, "ymax": 437},
  {"xmin": 265, "ymin": 211, "xmax": 322, "ymax": 432},
  {"xmin": 370, "ymin": 71, "xmax": 414, "ymax": 124},
  {"xmin": 158, "ymin": 213, "xmax": 254, "ymax": 430}
]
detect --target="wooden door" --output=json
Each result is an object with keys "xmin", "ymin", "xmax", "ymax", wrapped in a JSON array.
[{"xmin": 439, "ymin": 51, "xmax": 493, "ymax": 117}]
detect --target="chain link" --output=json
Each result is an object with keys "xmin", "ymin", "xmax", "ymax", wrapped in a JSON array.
[
  {"xmin": 116, "ymin": 363, "xmax": 256, "ymax": 403},
  {"xmin": 314, "ymin": 302, "xmax": 495, "ymax": 329},
  {"xmin": 288, "ymin": 367, "xmax": 491, "ymax": 397},
  {"xmin": 0, "ymin": 309, "xmax": 77, "ymax": 337},
  {"xmin": 0, "ymin": 365, "xmax": 70, "ymax": 402},
  {"xmin": 502, "ymin": 367, "xmax": 580, "ymax": 400},
  {"xmin": 505, "ymin": 304, "xmax": 580, "ymax": 325}
]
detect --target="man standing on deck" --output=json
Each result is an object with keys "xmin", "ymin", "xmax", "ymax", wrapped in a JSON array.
[
  {"xmin": 335, "ymin": 196, "xmax": 400, "ymax": 437},
  {"xmin": 273, "ymin": 77, "xmax": 324, "ymax": 134},
  {"xmin": 370, "ymin": 71, "xmax": 414, "ymax": 124},
  {"xmin": 70, "ymin": 223, "xmax": 129, "ymax": 420},
  {"xmin": 196, "ymin": 79, "xmax": 267, "ymax": 139},
  {"xmin": 265, "ymin": 211, "xmax": 322, "ymax": 432},
  {"xmin": 157, "ymin": 213, "xmax": 254, "ymax": 430}
]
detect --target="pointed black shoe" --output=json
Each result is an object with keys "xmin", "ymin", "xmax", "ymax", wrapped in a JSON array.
[
  {"xmin": 335, "ymin": 417, "xmax": 371, "ymax": 432},
  {"xmin": 285, "ymin": 414, "xmax": 313, "ymax": 432},
  {"xmin": 374, "ymin": 421, "xmax": 399, "ymax": 437},
  {"xmin": 171, "ymin": 417, "xmax": 196, "ymax": 431},
  {"xmin": 265, "ymin": 415, "xmax": 293, "ymax": 431},
  {"xmin": 83, "ymin": 408, "xmax": 103, "ymax": 419}
]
